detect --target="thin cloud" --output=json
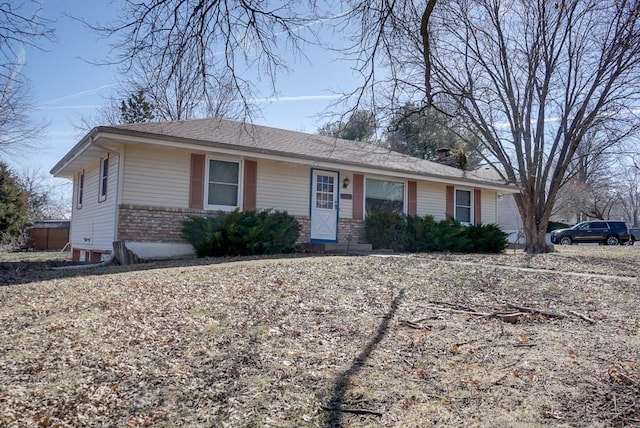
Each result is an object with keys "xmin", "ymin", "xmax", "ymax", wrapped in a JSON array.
[
  {"xmin": 250, "ymin": 94, "xmax": 342, "ymax": 103},
  {"xmin": 36, "ymin": 104, "xmax": 99, "ymax": 110},
  {"xmin": 40, "ymin": 83, "xmax": 119, "ymax": 105}
]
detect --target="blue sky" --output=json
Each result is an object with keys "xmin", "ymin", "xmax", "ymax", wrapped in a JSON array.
[{"xmin": 9, "ymin": 1, "xmax": 358, "ymax": 191}]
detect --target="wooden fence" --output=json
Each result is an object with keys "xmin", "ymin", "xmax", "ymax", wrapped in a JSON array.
[{"xmin": 28, "ymin": 226, "xmax": 69, "ymax": 250}]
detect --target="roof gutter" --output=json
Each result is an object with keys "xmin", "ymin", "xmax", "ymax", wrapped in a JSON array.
[{"xmin": 49, "ymin": 128, "xmax": 99, "ymax": 176}]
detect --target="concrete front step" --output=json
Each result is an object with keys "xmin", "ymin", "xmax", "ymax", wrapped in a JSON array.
[{"xmin": 304, "ymin": 242, "xmax": 373, "ymax": 255}]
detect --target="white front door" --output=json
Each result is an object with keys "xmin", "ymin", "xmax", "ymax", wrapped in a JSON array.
[{"xmin": 311, "ymin": 170, "xmax": 338, "ymax": 242}]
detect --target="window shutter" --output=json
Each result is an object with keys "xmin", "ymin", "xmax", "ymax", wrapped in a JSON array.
[
  {"xmin": 446, "ymin": 185, "xmax": 454, "ymax": 218},
  {"xmin": 474, "ymin": 189, "xmax": 482, "ymax": 225},
  {"xmin": 189, "ymin": 153, "xmax": 205, "ymax": 209},
  {"xmin": 352, "ymin": 174, "xmax": 364, "ymax": 220},
  {"xmin": 243, "ymin": 160, "xmax": 258, "ymax": 211},
  {"xmin": 408, "ymin": 181, "xmax": 417, "ymax": 216}
]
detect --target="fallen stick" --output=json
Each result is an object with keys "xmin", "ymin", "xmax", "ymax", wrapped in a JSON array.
[
  {"xmin": 568, "ymin": 310, "xmax": 595, "ymax": 324},
  {"xmin": 399, "ymin": 319, "xmax": 432, "ymax": 329},
  {"xmin": 321, "ymin": 405, "xmax": 383, "ymax": 417},
  {"xmin": 428, "ymin": 300, "xmax": 478, "ymax": 312},
  {"xmin": 421, "ymin": 305, "xmax": 492, "ymax": 317},
  {"xmin": 421, "ymin": 305, "xmax": 526, "ymax": 323},
  {"xmin": 503, "ymin": 302, "xmax": 566, "ymax": 319}
]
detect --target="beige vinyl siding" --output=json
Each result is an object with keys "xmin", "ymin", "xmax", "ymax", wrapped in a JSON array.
[
  {"xmin": 338, "ymin": 171, "xmax": 353, "ymax": 220},
  {"xmin": 481, "ymin": 190, "xmax": 498, "ymax": 224},
  {"xmin": 70, "ymin": 154, "xmax": 119, "ymax": 251},
  {"xmin": 121, "ymin": 144, "xmax": 191, "ymax": 208},
  {"xmin": 256, "ymin": 160, "xmax": 310, "ymax": 216},
  {"xmin": 416, "ymin": 182, "xmax": 447, "ymax": 220}
]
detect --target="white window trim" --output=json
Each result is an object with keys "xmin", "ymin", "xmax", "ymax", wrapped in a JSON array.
[
  {"xmin": 204, "ymin": 156, "xmax": 243, "ymax": 211},
  {"xmin": 98, "ymin": 155, "xmax": 109, "ymax": 202},
  {"xmin": 364, "ymin": 175, "xmax": 407, "ymax": 214},
  {"xmin": 455, "ymin": 187, "xmax": 473, "ymax": 225}
]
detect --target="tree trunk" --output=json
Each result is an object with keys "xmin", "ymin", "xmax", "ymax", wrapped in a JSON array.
[
  {"xmin": 519, "ymin": 193, "xmax": 553, "ymax": 254},
  {"xmin": 523, "ymin": 221, "xmax": 551, "ymax": 254}
]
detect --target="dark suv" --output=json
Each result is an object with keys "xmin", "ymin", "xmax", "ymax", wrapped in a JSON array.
[
  {"xmin": 627, "ymin": 227, "xmax": 640, "ymax": 245},
  {"xmin": 550, "ymin": 220, "xmax": 631, "ymax": 246}
]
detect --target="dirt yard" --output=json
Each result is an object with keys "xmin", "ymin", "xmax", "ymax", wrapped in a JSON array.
[{"xmin": 1, "ymin": 247, "xmax": 639, "ymax": 427}]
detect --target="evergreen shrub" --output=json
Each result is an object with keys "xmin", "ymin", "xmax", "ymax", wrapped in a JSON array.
[
  {"xmin": 364, "ymin": 212, "xmax": 508, "ymax": 253},
  {"xmin": 364, "ymin": 211, "xmax": 405, "ymax": 250},
  {"xmin": 181, "ymin": 209, "xmax": 300, "ymax": 257}
]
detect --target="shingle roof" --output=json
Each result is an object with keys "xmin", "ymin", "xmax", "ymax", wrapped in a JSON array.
[{"xmin": 105, "ymin": 117, "xmax": 514, "ymax": 189}]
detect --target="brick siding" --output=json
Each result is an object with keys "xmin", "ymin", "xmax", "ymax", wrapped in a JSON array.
[
  {"xmin": 293, "ymin": 215, "xmax": 366, "ymax": 244},
  {"xmin": 118, "ymin": 205, "xmax": 366, "ymax": 245},
  {"xmin": 294, "ymin": 215, "xmax": 311, "ymax": 244},
  {"xmin": 338, "ymin": 218, "xmax": 366, "ymax": 244},
  {"xmin": 118, "ymin": 205, "xmax": 199, "ymax": 243}
]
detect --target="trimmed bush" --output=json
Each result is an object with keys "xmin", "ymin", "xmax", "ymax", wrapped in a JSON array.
[
  {"xmin": 364, "ymin": 212, "xmax": 508, "ymax": 253},
  {"xmin": 365, "ymin": 211, "xmax": 405, "ymax": 250},
  {"xmin": 181, "ymin": 209, "xmax": 301, "ymax": 257},
  {"xmin": 404, "ymin": 215, "xmax": 439, "ymax": 252},
  {"xmin": 465, "ymin": 223, "xmax": 509, "ymax": 253}
]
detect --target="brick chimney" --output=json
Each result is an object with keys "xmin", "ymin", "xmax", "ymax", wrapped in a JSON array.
[
  {"xmin": 435, "ymin": 148, "xmax": 460, "ymax": 168},
  {"xmin": 437, "ymin": 148, "xmax": 450, "ymax": 160}
]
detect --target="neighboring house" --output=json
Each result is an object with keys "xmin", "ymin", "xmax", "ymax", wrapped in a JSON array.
[
  {"xmin": 472, "ymin": 167, "xmax": 523, "ymax": 244},
  {"xmin": 50, "ymin": 118, "xmax": 519, "ymax": 261},
  {"xmin": 497, "ymin": 193, "xmax": 524, "ymax": 244}
]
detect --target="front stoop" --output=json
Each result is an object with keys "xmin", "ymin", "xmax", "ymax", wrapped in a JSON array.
[{"xmin": 304, "ymin": 242, "xmax": 373, "ymax": 255}]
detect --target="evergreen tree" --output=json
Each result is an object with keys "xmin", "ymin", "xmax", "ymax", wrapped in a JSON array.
[
  {"xmin": 0, "ymin": 162, "xmax": 29, "ymax": 238},
  {"xmin": 318, "ymin": 110, "xmax": 377, "ymax": 142},
  {"xmin": 386, "ymin": 104, "xmax": 481, "ymax": 170},
  {"xmin": 120, "ymin": 90, "xmax": 155, "ymax": 124}
]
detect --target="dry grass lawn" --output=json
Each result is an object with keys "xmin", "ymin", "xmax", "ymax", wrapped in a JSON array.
[{"xmin": 1, "ymin": 246, "xmax": 639, "ymax": 427}]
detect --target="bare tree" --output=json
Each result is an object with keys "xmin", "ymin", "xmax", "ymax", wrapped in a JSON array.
[
  {"xmin": 17, "ymin": 166, "xmax": 70, "ymax": 221},
  {"xmin": 340, "ymin": 0, "xmax": 640, "ymax": 253},
  {"xmin": 91, "ymin": 0, "xmax": 321, "ymax": 121},
  {"xmin": 617, "ymin": 162, "xmax": 640, "ymax": 227},
  {"xmin": 123, "ymin": 56, "xmax": 246, "ymax": 121},
  {"xmin": 552, "ymin": 178, "xmax": 589, "ymax": 223},
  {"xmin": 0, "ymin": 1, "xmax": 54, "ymax": 155},
  {"xmin": 554, "ymin": 132, "xmax": 622, "ymax": 222},
  {"xmin": 73, "ymin": 59, "xmax": 247, "ymax": 131}
]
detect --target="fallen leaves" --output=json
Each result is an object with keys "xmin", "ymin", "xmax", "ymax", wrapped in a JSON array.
[{"xmin": 0, "ymin": 248, "xmax": 639, "ymax": 426}]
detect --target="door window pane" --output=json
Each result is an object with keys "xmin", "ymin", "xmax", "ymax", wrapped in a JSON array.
[{"xmin": 316, "ymin": 175, "xmax": 334, "ymax": 209}]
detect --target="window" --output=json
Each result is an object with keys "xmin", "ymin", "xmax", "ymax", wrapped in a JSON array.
[
  {"xmin": 455, "ymin": 189, "xmax": 472, "ymax": 223},
  {"xmin": 365, "ymin": 178, "xmax": 404, "ymax": 214},
  {"xmin": 315, "ymin": 174, "xmax": 335, "ymax": 209},
  {"xmin": 206, "ymin": 159, "xmax": 240, "ymax": 210},
  {"xmin": 76, "ymin": 171, "xmax": 84, "ymax": 208},
  {"xmin": 99, "ymin": 156, "xmax": 109, "ymax": 202}
]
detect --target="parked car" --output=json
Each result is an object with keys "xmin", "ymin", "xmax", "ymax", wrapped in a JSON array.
[
  {"xmin": 627, "ymin": 227, "xmax": 640, "ymax": 245},
  {"xmin": 550, "ymin": 220, "xmax": 631, "ymax": 246}
]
